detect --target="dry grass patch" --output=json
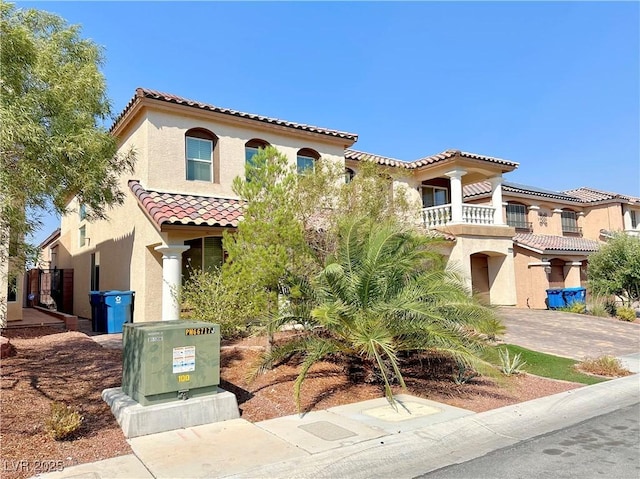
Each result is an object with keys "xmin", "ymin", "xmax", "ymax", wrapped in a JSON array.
[{"xmin": 576, "ymin": 355, "xmax": 632, "ymax": 377}]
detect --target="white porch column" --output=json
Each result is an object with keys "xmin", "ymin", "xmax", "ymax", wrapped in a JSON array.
[
  {"xmin": 446, "ymin": 169, "xmax": 467, "ymax": 223},
  {"xmin": 154, "ymin": 244, "xmax": 190, "ymax": 321},
  {"xmin": 489, "ymin": 175, "xmax": 505, "ymax": 225}
]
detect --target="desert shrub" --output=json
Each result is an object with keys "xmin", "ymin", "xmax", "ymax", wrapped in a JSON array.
[
  {"xmin": 498, "ymin": 347, "xmax": 527, "ymax": 376},
  {"xmin": 603, "ymin": 299, "xmax": 618, "ymax": 317},
  {"xmin": 587, "ymin": 302, "xmax": 609, "ymax": 318},
  {"xmin": 181, "ymin": 268, "xmax": 255, "ymax": 338},
  {"xmin": 558, "ymin": 301, "xmax": 587, "ymax": 314},
  {"xmin": 46, "ymin": 402, "xmax": 83, "ymax": 440},
  {"xmin": 616, "ymin": 306, "xmax": 637, "ymax": 322},
  {"xmin": 476, "ymin": 316, "xmax": 506, "ymax": 341},
  {"xmin": 577, "ymin": 355, "xmax": 631, "ymax": 377},
  {"xmin": 453, "ymin": 359, "xmax": 479, "ymax": 385}
]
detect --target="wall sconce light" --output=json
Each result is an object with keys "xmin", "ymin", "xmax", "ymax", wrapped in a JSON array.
[{"xmin": 544, "ymin": 266, "xmax": 552, "ymax": 275}]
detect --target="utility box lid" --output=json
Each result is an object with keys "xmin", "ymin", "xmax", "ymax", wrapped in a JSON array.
[{"xmin": 122, "ymin": 320, "xmax": 220, "ymax": 406}]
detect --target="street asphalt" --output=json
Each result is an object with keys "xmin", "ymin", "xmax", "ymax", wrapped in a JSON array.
[{"xmin": 36, "ymin": 308, "xmax": 640, "ymax": 479}]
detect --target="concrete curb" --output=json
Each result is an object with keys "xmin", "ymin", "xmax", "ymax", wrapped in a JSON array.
[{"xmin": 229, "ymin": 374, "xmax": 640, "ymax": 479}]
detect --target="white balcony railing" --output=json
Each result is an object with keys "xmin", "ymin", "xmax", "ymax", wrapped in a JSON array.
[{"xmin": 422, "ymin": 203, "xmax": 496, "ymax": 229}]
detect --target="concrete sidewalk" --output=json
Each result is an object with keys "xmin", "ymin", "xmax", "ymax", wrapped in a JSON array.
[{"xmin": 37, "ymin": 374, "xmax": 640, "ymax": 479}]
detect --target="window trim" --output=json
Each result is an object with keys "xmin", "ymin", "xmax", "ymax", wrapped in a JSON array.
[
  {"xmin": 561, "ymin": 209, "xmax": 580, "ymax": 234},
  {"xmin": 296, "ymin": 148, "xmax": 320, "ymax": 175},
  {"xmin": 506, "ymin": 203, "xmax": 531, "ymax": 230},
  {"xmin": 186, "ymin": 136, "xmax": 214, "ymax": 182}
]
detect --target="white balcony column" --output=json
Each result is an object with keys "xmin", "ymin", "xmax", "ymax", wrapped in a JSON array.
[
  {"xmin": 154, "ymin": 244, "xmax": 190, "ymax": 321},
  {"xmin": 489, "ymin": 175, "xmax": 505, "ymax": 225},
  {"xmin": 445, "ymin": 169, "xmax": 467, "ymax": 223}
]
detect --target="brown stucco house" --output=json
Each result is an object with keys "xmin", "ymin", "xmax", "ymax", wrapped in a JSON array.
[{"xmin": 37, "ymin": 88, "xmax": 639, "ymax": 324}]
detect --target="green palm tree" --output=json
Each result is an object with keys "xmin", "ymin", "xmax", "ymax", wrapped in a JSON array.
[{"xmin": 256, "ymin": 217, "xmax": 502, "ymax": 411}]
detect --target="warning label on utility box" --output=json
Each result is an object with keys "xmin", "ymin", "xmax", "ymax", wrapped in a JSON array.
[{"xmin": 172, "ymin": 346, "xmax": 196, "ymax": 374}]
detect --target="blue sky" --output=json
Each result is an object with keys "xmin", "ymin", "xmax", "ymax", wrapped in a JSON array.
[{"xmin": 16, "ymin": 1, "xmax": 640, "ymax": 246}]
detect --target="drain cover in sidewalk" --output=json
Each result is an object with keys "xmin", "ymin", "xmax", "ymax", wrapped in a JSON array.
[
  {"xmin": 298, "ymin": 421, "xmax": 357, "ymax": 441},
  {"xmin": 363, "ymin": 402, "xmax": 442, "ymax": 422}
]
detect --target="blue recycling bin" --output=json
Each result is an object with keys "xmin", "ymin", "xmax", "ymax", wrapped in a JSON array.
[
  {"xmin": 89, "ymin": 291, "xmax": 107, "ymax": 333},
  {"xmin": 102, "ymin": 291, "xmax": 135, "ymax": 333},
  {"xmin": 562, "ymin": 287, "xmax": 586, "ymax": 306},
  {"xmin": 546, "ymin": 289, "xmax": 564, "ymax": 310}
]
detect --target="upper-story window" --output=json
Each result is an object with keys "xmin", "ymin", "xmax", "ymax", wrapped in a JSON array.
[
  {"xmin": 506, "ymin": 203, "xmax": 531, "ymax": 231},
  {"xmin": 345, "ymin": 167, "xmax": 355, "ymax": 183},
  {"xmin": 186, "ymin": 128, "xmax": 217, "ymax": 182},
  {"xmin": 245, "ymin": 139, "xmax": 270, "ymax": 168},
  {"xmin": 79, "ymin": 225, "xmax": 86, "ymax": 247},
  {"xmin": 561, "ymin": 209, "xmax": 581, "ymax": 235},
  {"xmin": 297, "ymin": 148, "xmax": 319, "ymax": 174},
  {"xmin": 422, "ymin": 186, "xmax": 448, "ymax": 208},
  {"xmin": 79, "ymin": 203, "xmax": 86, "ymax": 221}
]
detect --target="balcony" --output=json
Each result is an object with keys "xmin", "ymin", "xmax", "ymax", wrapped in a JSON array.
[{"xmin": 422, "ymin": 204, "xmax": 496, "ymax": 228}]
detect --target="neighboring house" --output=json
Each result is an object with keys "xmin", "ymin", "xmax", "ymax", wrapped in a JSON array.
[
  {"xmin": 463, "ymin": 182, "xmax": 640, "ymax": 308},
  {"xmin": 47, "ymin": 88, "xmax": 639, "ymax": 322}
]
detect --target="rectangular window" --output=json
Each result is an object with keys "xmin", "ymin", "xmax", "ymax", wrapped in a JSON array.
[
  {"xmin": 422, "ymin": 186, "xmax": 448, "ymax": 208},
  {"xmin": 506, "ymin": 204, "xmax": 530, "ymax": 230},
  {"xmin": 630, "ymin": 210, "xmax": 638, "ymax": 229},
  {"xmin": 79, "ymin": 225, "xmax": 86, "ymax": 247},
  {"xmin": 561, "ymin": 211, "xmax": 580, "ymax": 234},
  {"xmin": 297, "ymin": 155, "xmax": 315, "ymax": 174},
  {"xmin": 182, "ymin": 237, "xmax": 224, "ymax": 282},
  {"xmin": 7, "ymin": 276, "xmax": 17, "ymax": 302},
  {"xmin": 245, "ymin": 146, "xmax": 259, "ymax": 166},
  {"xmin": 186, "ymin": 137, "xmax": 213, "ymax": 181},
  {"xmin": 79, "ymin": 203, "xmax": 86, "ymax": 221}
]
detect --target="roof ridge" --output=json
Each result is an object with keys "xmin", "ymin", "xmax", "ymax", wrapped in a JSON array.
[{"xmin": 114, "ymin": 88, "xmax": 358, "ymax": 141}]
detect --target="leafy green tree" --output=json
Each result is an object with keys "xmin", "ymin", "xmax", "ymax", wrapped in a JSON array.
[
  {"xmin": 256, "ymin": 217, "xmax": 500, "ymax": 410},
  {"xmin": 0, "ymin": 5, "xmax": 135, "ymax": 251},
  {"xmin": 588, "ymin": 233, "xmax": 640, "ymax": 306},
  {"xmin": 222, "ymin": 146, "xmax": 316, "ymax": 349},
  {"xmin": 1, "ymin": 4, "xmax": 135, "ymax": 326}
]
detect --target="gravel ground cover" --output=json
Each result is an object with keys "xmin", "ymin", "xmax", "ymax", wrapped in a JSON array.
[{"xmin": 1, "ymin": 328, "xmax": 581, "ymax": 479}]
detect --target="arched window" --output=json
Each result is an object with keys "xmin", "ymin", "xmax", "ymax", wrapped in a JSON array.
[
  {"xmin": 185, "ymin": 128, "xmax": 217, "ymax": 182},
  {"xmin": 506, "ymin": 202, "xmax": 530, "ymax": 230},
  {"xmin": 345, "ymin": 167, "xmax": 355, "ymax": 183},
  {"xmin": 245, "ymin": 139, "xmax": 270, "ymax": 167},
  {"xmin": 297, "ymin": 148, "xmax": 319, "ymax": 174},
  {"xmin": 561, "ymin": 209, "xmax": 580, "ymax": 234}
]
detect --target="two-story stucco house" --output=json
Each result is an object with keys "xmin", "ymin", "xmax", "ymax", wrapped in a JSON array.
[
  {"xmin": 40, "ymin": 88, "xmax": 638, "ymax": 324},
  {"xmin": 463, "ymin": 182, "xmax": 640, "ymax": 308}
]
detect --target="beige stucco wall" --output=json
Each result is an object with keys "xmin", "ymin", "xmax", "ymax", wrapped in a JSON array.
[
  {"xmin": 58, "ymin": 104, "xmax": 354, "ymax": 323},
  {"xmin": 446, "ymin": 234, "xmax": 516, "ymax": 306},
  {"xmin": 143, "ymin": 109, "xmax": 348, "ymax": 198},
  {"xmin": 582, "ymin": 203, "xmax": 624, "ymax": 239}
]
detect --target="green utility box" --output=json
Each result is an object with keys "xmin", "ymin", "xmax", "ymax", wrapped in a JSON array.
[{"xmin": 122, "ymin": 320, "xmax": 220, "ymax": 406}]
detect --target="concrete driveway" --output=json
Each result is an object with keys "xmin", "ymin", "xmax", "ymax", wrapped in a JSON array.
[{"xmin": 497, "ymin": 307, "xmax": 640, "ymax": 361}]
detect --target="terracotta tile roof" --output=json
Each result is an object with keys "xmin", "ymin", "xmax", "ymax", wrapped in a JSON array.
[
  {"xmin": 464, "ymin": 181, "xmax": 581, "ymax": 202},
  {"xmin": 412, "ymin": 150, "xmax": 519, "ymax": 169},
  {"xmin": 113, "ymin": 88, "xmax": 358, "ymax": 142},
  {"xmin": 562, "ymin": 187, "xmax": 640, "ymax": 204},
  {"xmin": 513, "ymin": 233, "xmax": 600, "ymax": 254},
  {"xmin": 128, "ymin": 180, "xmax": 243, "ymax": 229},
  {"xmin": 344, "ymin": 149, "xmax": 410, "ymax": 168},
  {"xmin": 345, "ymin": 148, "xmax": 518, "ymax": 170}
]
